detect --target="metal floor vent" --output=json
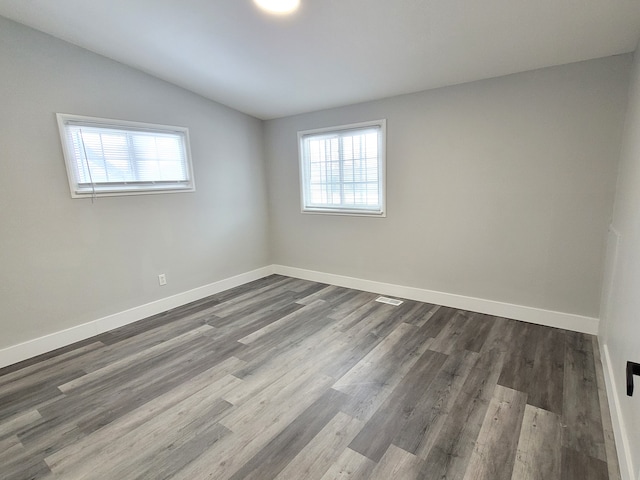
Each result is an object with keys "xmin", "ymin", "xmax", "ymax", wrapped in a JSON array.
[{"xmin": 375, "ymin": 296, "xmax": 404, "ymax": 306}]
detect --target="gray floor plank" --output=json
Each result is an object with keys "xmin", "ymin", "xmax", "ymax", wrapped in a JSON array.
[
  {"xmin": 510, "ymin": 405, "xmax": 563, "ymax": 480},
  {"xmin": 462, "ymin": 385, "xmax": 527, "ymax": 480},
  {"xmin": 347, "ymin": 348, "xmax": 447, "ymax": 462},
  {"xmin": 319, "ymin": 448, "xmax": 377, "ymax": 480},
  {"xmin": 561, "ymin": 447, "xmax": 609, "ymax": 480},
  {"xmin": 392, "ymin": 349, "xmax": 480, "ymax": 456},
  {"xmin": 562, "ymin": 331, "xmax": 607, "ymax": 462},
  {"xmin": 227, "ymin": 388, "xmax": 348, "ymax": 480},
  {"xmin": 528, "ymin": 326, "xmax": 565, "ymax": 414},
  {"xmin": 368, "ymin": 444, "xmax": 423, "ymax": 479},
  {"xmin": 417, "ymin": 348, "xmax": 505, "ymax": 478},
  {"xmin": 275, "ymin": 412, "xmax": 364, "ymax": 480}
]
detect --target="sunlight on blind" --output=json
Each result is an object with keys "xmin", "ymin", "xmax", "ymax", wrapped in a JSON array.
[
  {"xmin": 67, "ymin": 126, "xmax": 188, "ymax": 185},
  {"xmin": 57, "ymin": 113, "xmax": 195, "ymax": 198}
]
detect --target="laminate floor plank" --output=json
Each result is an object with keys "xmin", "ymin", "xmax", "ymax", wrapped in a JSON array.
[
  {"xmin": 497, "ymin": 322, "xmax": 540, "ymax": 394},
  {"xmin": 0, "ymin": 435, "xmax": 53, "ymax": 480},
  {"xmin": 0, "ymin": 342, "xmax": 103, "ymax": 388},
  {"xmin": 0, "ymin": 409, "xmax": 41, "ymax": 439},
  {"xmin": 74, "ymin": 337, "xmax": 247, "ymax": 435},
  {"xmin": 286, "ymin": 278, "xmax": 328, "ymax": 294},
  {"xmin": 230, "ymin": 326, "xmax": 345, "ymax": 388},
  {"xmin": 209, "ymin": 290, "xmax": 303, "ymax": 329},
  {"xmin": 428, "ymin": 311, "xmax": 470, "ymax": 354},
  {"xmin": 208, "ymin": 278, "xmax": 302, "ymax": 318},
  {"xmin": 527, "ymin": 326, "xmax": 565, "ymax": 414},
  {"xmin": 57, "ymin": 324, "xmax": 217, "ymax": 393},
  {"xmin": 562, "ymin": 331, "xmax": 607, "ymax": 462},
  {"xmin": 227, "ymin": 389, "xmax": 349, "ymax": 480},
  {"xmin": 208, "ymin": 301, "xmax": 305, "ymax": 344},
  {"xmin": 44, "ymin": 358, "xmax": 245, "ymax": 473},
  {"xmin": 417, "ymin": 348, "xmax": 505, "ymax": 479},
  {"xmin": 236, "ymin": 300, "xmax": 333, "ymax": 357},
  {"xmin": 333, "ymin": 322, "xmax": 420, "ymax": 392},
  {"xmin": 368, "ymin": 444, "xmax": 423, "ymax": 480},
  {"xmin": 321, "ymin": 302, "xmax": 423, "ymax": 382},
  {"xmin": 22, "ymin": 337, "xmax": 244, "ymax": 449},
  {"xmin": 170, "ymin": 377, "xmax": 335, "ymax": 480},
  {"xmin": 456, "ymin": 312, "xmax": 496, "ymax": 353},
  {"xmin": 334, "ymin": 323, "xmax": 433, "ymax": 421},
  {"xmin": 131, "ymin": 421, "xmax": 230, "ymax": 480},
  {"xmin": 0, "ymin": 338, "xmax": 103, "ymax": 378},
  {"xmin": 416, "ymin": 305, "xmax": 458, "ymax": 338},
  {"xmin": 427, "ymin": 309, "xmax": 495, "ymax": 355},
  {"xmin": 232, "ymin": 298, "xmax": 378, "ymax": 381},
  {"xmin": 220, "ymin": 365, "xmax": 333, "ymax": 424},
  {"xmin": 479, "ymin": 316, "xmax": 519, "ymax": 354},
  {"xmin": 207, "ymin": 275, "xmax": 291, "ymax": 304},
  {"xmin": 38, "ymin": 334, "xmax": 227, "ymax": 419},
  {"xmin": 332, "ymin": 300, "xmax": 388, "ymax": 333},
  {"xmin": 347, "ymin": 348, "xmax": 447, "ymax": 462},
  {"xmin": 511, "ymin": 405, "xmax": 563, "ymax": 480},
  {"xmin": 0, "ymin": 370, "xmax": 79, "ymax": 423},
  {"xmin": 394, "ymin": 301, "xmax": 439, "ymax": 327},
  {"xmin": 561, "ymin": 447, "xmax": 609, "ymax": 480},
  {"xmin": 296, "ymin": 285, "xmax": 358, "ymax": 307},
  {"xmin": 392, "ymin": 348, "xmax": 480, "ymax": 456},
  {"xmin": 0, "ymin": 276, "xmax": 619, "ymax": 480},
  {"xmin": 80, "ymin": 311, "xmax": 224, "ymax": 373},
  {"xmin": 48, "ymin": 395, "xmax": 233, "ymax": 480},
  {"xmin": 319, "ymin": 448, "xmax": 377, "ymax": 480},
  {"xmin": 326, "ymin": 291, "xmax": 379, "ymax": 322},
  {"xmin": 462, "ymin": 385, "xmax": 527, "ymax": 480},
  {"xmin": 96, "ymin": 296, "xmax": 222, "ymax": 346},
  {"xmin": 275, "ymin": 412, "xmax": 364, "ymax": 480}
]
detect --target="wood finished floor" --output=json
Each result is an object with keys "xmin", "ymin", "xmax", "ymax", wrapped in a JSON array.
[{"xmin": 0, "ymin": 275, "xmax": 620, "ymax": 480}]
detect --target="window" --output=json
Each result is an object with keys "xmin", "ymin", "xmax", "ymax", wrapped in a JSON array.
[
  {"xmin": 57, "ymin": 114, "xmax": 195, "ymax": 198},
  {"xmin": 298, "ymin": 120, "xmax": 386, "ymax": 216}
]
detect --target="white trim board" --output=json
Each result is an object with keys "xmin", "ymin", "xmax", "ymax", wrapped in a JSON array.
[
  {"xmin": 272, "ymin": 265, "xmax": 599, "ymax": 335},
  {"xmin": 1, "ymin": 263, "xmax": 600, "ymax": 370},
  {"xmin": 600, "ymin": 343, "xmax": 636, "ymax": 480},
  {"xmin": 0, "ymin": 266, "xmax": 274, "ymax": 369}
]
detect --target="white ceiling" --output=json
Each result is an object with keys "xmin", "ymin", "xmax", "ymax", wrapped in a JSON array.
[{"xmin": 1, "ymin": 0, "xmax": 640, "ymax": 119}]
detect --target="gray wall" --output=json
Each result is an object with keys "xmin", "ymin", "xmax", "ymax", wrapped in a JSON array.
[
  {"xmin": 265, "ymin": 55, "xmax": 631, "ymax": 319},
  {"xmin": 0, "ymin": 17, "xmax": 270, "ymax": 349},
  {"xmin": 600, "ymin": 47, "xmax": 640, "ymax": 478}
]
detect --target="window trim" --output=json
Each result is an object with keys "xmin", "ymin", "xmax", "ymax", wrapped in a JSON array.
[
  {"xmin": 56, "ymin": 113, "xmax": 196, "ymax": 198},
  {"xmin": 297, "ymin": 119, "xmax": 386, "ymax": 217}
]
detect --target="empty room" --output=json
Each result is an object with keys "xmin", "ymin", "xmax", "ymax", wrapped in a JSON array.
[{"xmin": 1, "ymin": 0, "xmax": 640, "ymax": 479}]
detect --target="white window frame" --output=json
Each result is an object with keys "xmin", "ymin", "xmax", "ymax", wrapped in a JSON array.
[
  {"xmin": 56, "ymin": 113, "xmax": 195, "ymax": 198},
  {"xmin": 298, "ymin": 119, "xmax": 386, "ymax": 217}
]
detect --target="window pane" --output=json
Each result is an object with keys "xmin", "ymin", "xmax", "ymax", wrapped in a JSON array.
[
  {"xmin": 58, "ymin": 114, "xmax": 194, "ymax": 197},
  {"xmin": 300, "ymin": 121, "xmax": 385, "ymax": 215}
]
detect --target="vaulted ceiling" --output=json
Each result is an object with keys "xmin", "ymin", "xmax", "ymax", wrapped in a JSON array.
[{"xmin": 1, "ymin": 0, "xmax": 639, "ymax": 119}]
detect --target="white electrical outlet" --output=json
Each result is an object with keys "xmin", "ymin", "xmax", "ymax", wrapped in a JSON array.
[{"xmin": 158, "ymin": 274, "xmax": 167, "ymax": 286}]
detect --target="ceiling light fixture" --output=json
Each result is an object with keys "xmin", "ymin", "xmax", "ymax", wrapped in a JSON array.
[{"xmin": 253, "ymin": 0, "xmax": 300, "ymax": 15}]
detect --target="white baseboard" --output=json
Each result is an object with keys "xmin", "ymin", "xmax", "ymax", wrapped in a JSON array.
[
  {"xmin": 0, "ymin": 263, "xmax": 600, "ymax": 370},
  {"xmin": 0, "ymin": 266, "xmax": 274, "ymax": 369},
  {"xmin": 272, "ymin": 265, "xmax": 600, "ymax": 335},
  {"xmin": 601, "ymin": 343, "xmax": 635, "ymax": 480}
]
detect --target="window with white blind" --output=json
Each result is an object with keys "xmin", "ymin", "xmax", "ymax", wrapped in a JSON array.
[
  {"xmin": 57, "ymin": 114, "xmax": 195, "ymax": 198},
  {"xmin": 298, "ymin": 120, "xmax": 386, "ymax": 216}
]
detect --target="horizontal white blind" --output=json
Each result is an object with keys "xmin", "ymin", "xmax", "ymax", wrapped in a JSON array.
[
  {"xmin": 57, "ymin": 114, "xmax": 194, "ymax": 197},
  {"xmin": 67, "ymin": 125, "xmax": 188, "ymax": 185},
  {"xmin": 300, "ymin": 123, "xmax": 384, "ymax": 214}
]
